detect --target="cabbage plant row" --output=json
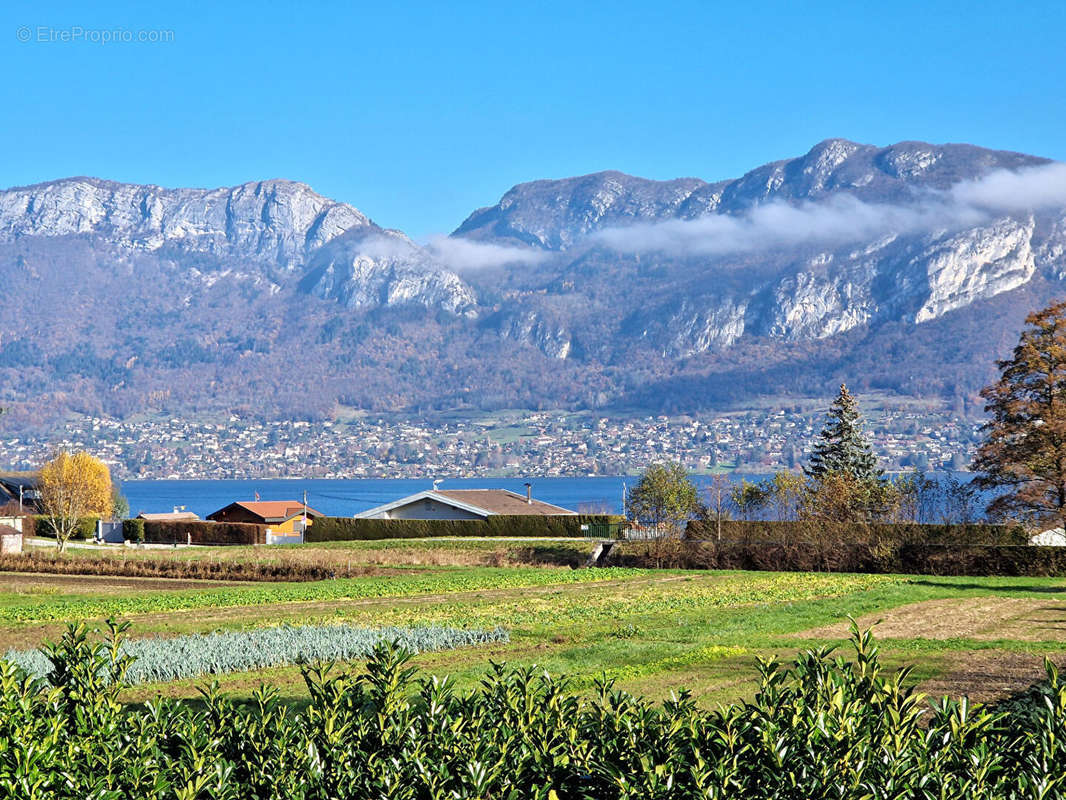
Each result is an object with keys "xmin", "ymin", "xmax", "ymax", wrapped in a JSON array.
[
  {"xmin": 0, "ymin": 621, "xmax": 1063, "ymax": 799},
  {"xmin": 5, "ymin": 622, "xmax": 508, "ymax": 684}
]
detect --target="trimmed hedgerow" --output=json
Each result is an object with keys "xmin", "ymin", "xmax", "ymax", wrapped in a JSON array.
[
  {"xmin": 616, "ymin": 539, "xmax": 1066, "ymax": 577},
  {"xmin": 143, "ymin": 519, "xmax": 266, "ymax": 545},
  {"xmin": 684, "ymin": 519, "xmax": 1029, "ymax": 545},
  {"xmin": 121, "ymin": 518, "xmax": 144, "ymax": 543},
  {"xmin": 306, "ymin": 514, "xmax": 622, "ymax": 542}
]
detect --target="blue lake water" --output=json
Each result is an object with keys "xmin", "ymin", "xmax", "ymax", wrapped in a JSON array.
[
  {"xmin": 121, "ymin": 472, "xmax": 976, "ymax": 520},
  {"xmin": 121, "ymin": 476, "xmax": 654, "ymax": 519}
]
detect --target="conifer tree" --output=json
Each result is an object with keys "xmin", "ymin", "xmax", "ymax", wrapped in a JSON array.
[
  {"xmin": 805, "ymin": 384, "xmax": 881, "ymax": 482},
  {"xmin": 973, "ymin": 300, "xmax": 1066, "ymax": 527}
]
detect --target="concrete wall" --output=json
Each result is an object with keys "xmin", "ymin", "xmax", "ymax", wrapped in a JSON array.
[
  {"xmin": 97, "ymin": 520, "xmax": 125, "ymax": 543},
  {"xmin": 266, "ymin": 530, "xmax": 304, "ymax": 545},
  {"xmin": 0, "ymin": 532, "xmax": 21, "ymax": 554}
]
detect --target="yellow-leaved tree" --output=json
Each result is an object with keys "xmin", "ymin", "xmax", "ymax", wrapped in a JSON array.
[{"xmin": 38, "ymin": 450, "xmax": 113, "ymax": 552}]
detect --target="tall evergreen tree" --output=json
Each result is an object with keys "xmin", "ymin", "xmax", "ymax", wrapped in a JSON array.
[{"xmin": 805, "ymin": 384, "xmax": 881, "ymax": 482}]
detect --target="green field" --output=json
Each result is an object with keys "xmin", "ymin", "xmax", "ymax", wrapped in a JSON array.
[{"xmin": 3, "ymin": 546, "xmax": 1065, "ymax": 709}]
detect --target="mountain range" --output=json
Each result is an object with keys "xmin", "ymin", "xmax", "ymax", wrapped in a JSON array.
[{"xmin": 2, "ymin": 138, "xmax": 1064, "ymax": 427}]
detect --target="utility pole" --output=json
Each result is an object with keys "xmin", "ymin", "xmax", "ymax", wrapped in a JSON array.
[
  {"xmin": 302, "ymin": 489, "xmax": 308, "ymax": 535},
  {"xmin": 18, "ymin": 485, "xmax": 22, "ymax": 515}
]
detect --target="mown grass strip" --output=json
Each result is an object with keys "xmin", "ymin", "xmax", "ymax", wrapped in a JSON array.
[{"xmin": 568, "ymin": 644, "xmax": 747, "ymax": 688}]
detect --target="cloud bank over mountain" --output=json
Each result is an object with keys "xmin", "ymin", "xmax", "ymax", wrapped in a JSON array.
[{"xmin": 589, "ymin": 162, "xmax": 1066, "ymax": 258}]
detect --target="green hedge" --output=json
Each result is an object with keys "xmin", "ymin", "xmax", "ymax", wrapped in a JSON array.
[
  {"xmin": 614, "ymin": 539, "xmax": 1066, "ymax": 577},
  {"xmin": 143, "ymin": 520, "xmax": 266, "ymax": 546},
  {"xmin": 305, "ymin": 514, "xmax": 623, "ymax": 542},
  {"xmin": 685, "ymin": 519, "xmax": 1028, "ymax": 545},
  {"xmin": 122, "ymin": 519, "xmax": 145, "ymax": 543},
  {"xmin": 31, "ymin": 516, "xmax": 99, "ymax": 541}
]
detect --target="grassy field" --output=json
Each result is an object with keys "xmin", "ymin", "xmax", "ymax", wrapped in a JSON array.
[{"xmin": 3, "ymin": 547, "xmax": 1065, "ymax": 708}]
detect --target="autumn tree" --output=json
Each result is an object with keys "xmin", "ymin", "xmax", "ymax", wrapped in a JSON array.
[
  {"xmin": 38, "ymin": 451, "xmax": 113, "ymax": 552},
  {"xmin": 626, "ymin": 461, "xmax": 701, "ymax": 535},
  {"xmin": 730, "ymin": 472, "xmax": 806, "ymax": 522},
  {"xmin": 973, "ymin": 300, "xmax": 1066, "ymax": 528},
  {"xmin": 703, "ymin": 473, "xmax": 732, "ymax": 540}
]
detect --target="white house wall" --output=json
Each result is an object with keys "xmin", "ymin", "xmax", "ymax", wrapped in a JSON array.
[{"xmin": 385, "ymin": 498, "xmax": 487, "ymax": 521}]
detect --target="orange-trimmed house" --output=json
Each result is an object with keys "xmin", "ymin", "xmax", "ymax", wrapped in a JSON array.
[{"xmin": 206, "ymin": 500, "xmax": 324, "ymax": 536}]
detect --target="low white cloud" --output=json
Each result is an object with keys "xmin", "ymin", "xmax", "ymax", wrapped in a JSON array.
[
  {"xmin": 589, "ymin": 162, "xmax": 1066, "ymax": 257},
  {"xmin": 351, "ymin": 232, "xmax": 421, "ymax": 260},
  {"xmin": 422, "ymin": 235, "xmax": 547, "ymax": 271}
]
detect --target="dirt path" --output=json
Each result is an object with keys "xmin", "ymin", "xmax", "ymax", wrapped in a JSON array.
[
  {"xmin": 918, "ymin": 650, "xmax": 1058, "ymax": 704},
  {"xmin": 797, "ymin": 597, "xmax": 1066, "ymax": 642}
]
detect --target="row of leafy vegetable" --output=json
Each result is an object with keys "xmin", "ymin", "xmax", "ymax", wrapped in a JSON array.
[{"xmin": 4, "ymin": 623, "xmax": 507, "ymax": 685}]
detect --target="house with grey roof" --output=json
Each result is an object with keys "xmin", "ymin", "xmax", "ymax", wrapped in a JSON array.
[{"xmin": 354, "ymin": 486, "xmax": 576, "ymax": 520}]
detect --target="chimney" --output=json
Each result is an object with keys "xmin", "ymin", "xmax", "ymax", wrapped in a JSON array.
[{"xmin": 524, "ymin": 482, "xmax": 532, "ymax": 504}]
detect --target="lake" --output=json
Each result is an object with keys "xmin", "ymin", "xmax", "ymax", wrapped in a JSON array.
[
  {"xmin": 121, "ymin": 471, "xmax": 976, "ymax": 520},
  {"xmin": 120, "ymin": 476, "xmax": 723, "ymax": 518}
]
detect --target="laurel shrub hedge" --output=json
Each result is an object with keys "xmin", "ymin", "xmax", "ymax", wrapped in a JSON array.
[{"xmin": 0, "ymin": 622, "xmax": 1063, "ymax": 799}]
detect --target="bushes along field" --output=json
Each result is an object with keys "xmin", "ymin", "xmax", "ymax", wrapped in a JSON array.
[
  {"xmin": 616, "ymin": 539, "xmax": 1066, "ymax": 576},
  {"xmin": 0, "ymin": 622, "xmax": 1063, "ymax": 799}
]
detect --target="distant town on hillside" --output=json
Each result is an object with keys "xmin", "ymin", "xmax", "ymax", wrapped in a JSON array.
[{"xmin": 0, "ymin": 404, "xmax": 976, "ymax": 480}]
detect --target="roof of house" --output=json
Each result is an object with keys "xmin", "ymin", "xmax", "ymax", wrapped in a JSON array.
[
  {"xmin": 435, "ymin": 490, "xmax": 576, "ymax": 516},
  {"xmin": 137, "ymin": 511, "xmax": 201, "ymax": 522},
  {"xmin": 0, "ymin": 524, "xmax": 20, "ymax": 537},
  {"xmin": 208, "ymin": 501, "xmax": 324, "ymax": 523},
  {"xmin": 0, "ymin": 476, "xmax": 40, "ymax": 503},
  {"xmin": 354, "ymin": 489, "xmax": 577, "ymax": 519},
  {"xmin": 0, "ymin": 476, "xmax": 38, "ymax": 490}
]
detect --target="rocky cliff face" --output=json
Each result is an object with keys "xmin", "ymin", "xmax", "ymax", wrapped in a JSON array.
[
  {"xmin": 0, "ymin": 177, "xmax": 374, "ymax": 270},
  {"xmin": 454, "ymin": 139, "xmax": 1062, "ymax": 361},
  {"xmin": 0, "ymin": 176, "xmax": 478, "ymax": 317},
  {"xmin": 299, "ymin": 230, "xmax": 477, "ymax": 316},
  {"xmin": 1, "ymin": 138, "xmax": 1064, "ymax": 422},
  {"xmin": 453, "ymin": 140, "xmax": 1048, "ymax": 248}
]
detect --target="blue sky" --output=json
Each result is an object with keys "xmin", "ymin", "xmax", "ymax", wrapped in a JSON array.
[{"xmin": 2, "ymin": 0, "xmax": 1064, "ymax": 237}]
